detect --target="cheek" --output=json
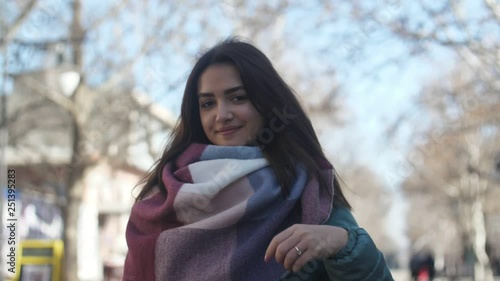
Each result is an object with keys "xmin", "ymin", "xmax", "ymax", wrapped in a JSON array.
[{"xmin": 199, "ymin": 112, "xmax": 211, "ymax": 131}]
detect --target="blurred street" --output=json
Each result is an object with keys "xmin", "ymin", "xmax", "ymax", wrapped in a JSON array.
[{"xmin": 391, "ymin": 269, "xmax": 500, "ymax": 281}]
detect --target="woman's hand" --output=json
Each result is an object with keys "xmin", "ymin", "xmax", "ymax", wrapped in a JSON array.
[{"xmin": 264, "ymin": 224, "xmax": 348, "ymax": 272}]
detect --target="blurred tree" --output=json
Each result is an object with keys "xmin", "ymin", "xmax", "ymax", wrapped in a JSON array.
[
  {"xmin": 379, "ymin": 2, "xmax": 499, "ymax": 279},
  {"xmin": 344, "ymin": 0, "xmax": 498, "ymax": 82},
  {"xmin": 338, "ymin": 1, "xmax": 499, "ymax": 278},
  {"xmin": 387, "ymin": 0, "xmax": 499, "ymax": 91},
  {"xmin": 2, "ymin": 1, "xmax": 180, "ymax": 280},
  {"xmin": 340, "ymin": 165, "xmax": 397, "ymax": 254},
  {"xmin": 401, "ymin": 61, "xmax": 499, "ymax": 280}
]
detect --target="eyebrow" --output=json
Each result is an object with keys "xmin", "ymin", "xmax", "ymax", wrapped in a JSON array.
[{"xmin": 198, "ymin": 85, "xmax": 245, "ymax": 97}]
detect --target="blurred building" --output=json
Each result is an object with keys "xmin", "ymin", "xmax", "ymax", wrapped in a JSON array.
[
  {"xmin": 6, "ymin": 150, "xmax": 143, "ymax": 281},
  {"xmin": 5, "ymin": 67, "xmax": 174, "ymax": 280}
]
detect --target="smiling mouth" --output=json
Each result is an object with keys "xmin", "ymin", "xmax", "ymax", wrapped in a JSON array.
[{"xmin": 217, "ymin": 126, "xmax": 242, "ymax": 136}]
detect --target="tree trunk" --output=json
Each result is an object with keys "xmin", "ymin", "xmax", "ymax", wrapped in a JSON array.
[
  {"xmin": 62, "ymin": 119, "xmax": 88, "ymax": 281},
  {"xmin": 471, "ymin": 200, "xmax": 494, "ymax": 281},
  {"xmin": 62, "ymin": 176, "xmax": 86, "ymax": 281},
  {"xmin": 62, "ymin": 1, "xmax": 86, "ymax": 279},
  {"xmin": 465, "ymin": 138, "xmax": 495, "ymax": 281}
]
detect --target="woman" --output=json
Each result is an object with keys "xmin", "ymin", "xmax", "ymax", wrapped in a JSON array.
[{"xmin": 124, "ymin": 37, "xmax": 393, "ymax": 281}]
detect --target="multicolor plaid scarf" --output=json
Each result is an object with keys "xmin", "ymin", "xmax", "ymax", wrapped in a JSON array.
[{"xmin": 124, "ymin": 143, "xmax": 334, "ymax": 281}]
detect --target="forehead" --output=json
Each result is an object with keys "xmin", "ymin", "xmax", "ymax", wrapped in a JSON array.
[{"xmin": 198, "ymin": 64, "xmax": 242, "ymax": 93}]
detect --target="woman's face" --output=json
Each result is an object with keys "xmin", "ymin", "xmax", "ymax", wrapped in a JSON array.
[{"xmin": 197, "ymin": 64, "xmax": 264, "ymax": 146}]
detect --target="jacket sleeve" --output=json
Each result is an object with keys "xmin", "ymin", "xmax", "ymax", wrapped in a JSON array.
[{"xmin": 323, "ymin": 207, "xmax": 394, "ymax": 281}]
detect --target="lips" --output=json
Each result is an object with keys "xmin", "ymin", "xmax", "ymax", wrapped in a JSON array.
[{"xmin": 217, "ymin": 126, "xmax": 242, "ymax": 136}]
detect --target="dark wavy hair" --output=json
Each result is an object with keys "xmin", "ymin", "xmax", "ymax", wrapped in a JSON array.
[{"xmin": 136, "ymin": 37, "xmax": 350, "ymax": 209}]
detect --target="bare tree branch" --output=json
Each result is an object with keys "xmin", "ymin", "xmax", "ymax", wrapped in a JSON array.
[
  {"xmin": 20, "ymin": 75, "xmax": 76, "ymax": 114},
  {"xmin": 92, "ymin": 4, "xmax": 178, "ymax": 98},
  {"xmin": 484, "ymin": 0, "xmax": 500, "ymax": 21},
  {"xmin": 131, "ymin": 91, "xmax": 177, "ymax": 129},
  {"xmin": 86, "ymin": 0, "xmax": 128, "ymax": 32},
  {"xmin": 1, "ymin": 0, "xmax": 39, "ymax": 46},
  {"xmin": 92, "ymin": 37, "xmax": 156, "ymax": 96}
]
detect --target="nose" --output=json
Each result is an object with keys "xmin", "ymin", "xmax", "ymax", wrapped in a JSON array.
[{"xmin": 215, "ymin": 103, "xmax": 233, "ymax": 122}]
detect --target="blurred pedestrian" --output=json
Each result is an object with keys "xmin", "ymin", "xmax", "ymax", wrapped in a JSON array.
[
  {"xmin": 410, "ymin": 253, "xmax": 421, "ymax": 280},
  {"xmin": 409, "ymin": 251, "xmax": 436, "ymax": 281}
]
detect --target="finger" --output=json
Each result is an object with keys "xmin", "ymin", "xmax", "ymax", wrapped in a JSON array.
[
  {"xmin": 264, "ymin": 225, "xmax": 296, "ymax": 261},
  {"xmin": 292, "ymin": 253, "xmax": 315, "ymax": 273},
  {"xmin": 283, "ymin": 244, "xmax": 303, "ymax": 271},
  {"xmin": 274, "ymin": 234, "xmax": 301, "ymax": 265},
  {"xmin": 289, "ymin": 241, "xmax": 316, "ymax": 272}
]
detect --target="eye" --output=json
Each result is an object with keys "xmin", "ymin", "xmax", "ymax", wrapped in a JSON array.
[
  {"xmin": 231, "ymin": 95, "xmax": 249, "ymax": 102},
  {"xmin": 200, "ymin": 100, "xmax": 214, "ymax": 108}
]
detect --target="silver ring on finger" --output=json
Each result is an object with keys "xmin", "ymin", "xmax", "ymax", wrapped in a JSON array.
[{"xmin": 294, "ymin": 246, "xmax": 303, "ymax": 256}]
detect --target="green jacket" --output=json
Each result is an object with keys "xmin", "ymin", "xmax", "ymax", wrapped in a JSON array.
[{"xmin": 281, "ymin": 207, "xmax": 394, "ymax": 281}]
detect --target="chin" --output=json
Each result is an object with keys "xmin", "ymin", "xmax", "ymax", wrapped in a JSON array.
[
  {"xmin": 218, "ymin": 140, "xmax": 247, "ymax": 146},
  {"xmin": 212, "ymin": 136, "xmax": 255, "ymax": 146}
]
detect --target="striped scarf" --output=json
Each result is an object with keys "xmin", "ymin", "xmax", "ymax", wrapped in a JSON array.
[{"xmin": 123, "ymin": 143, "xmax": 334, "ymax": 281}]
